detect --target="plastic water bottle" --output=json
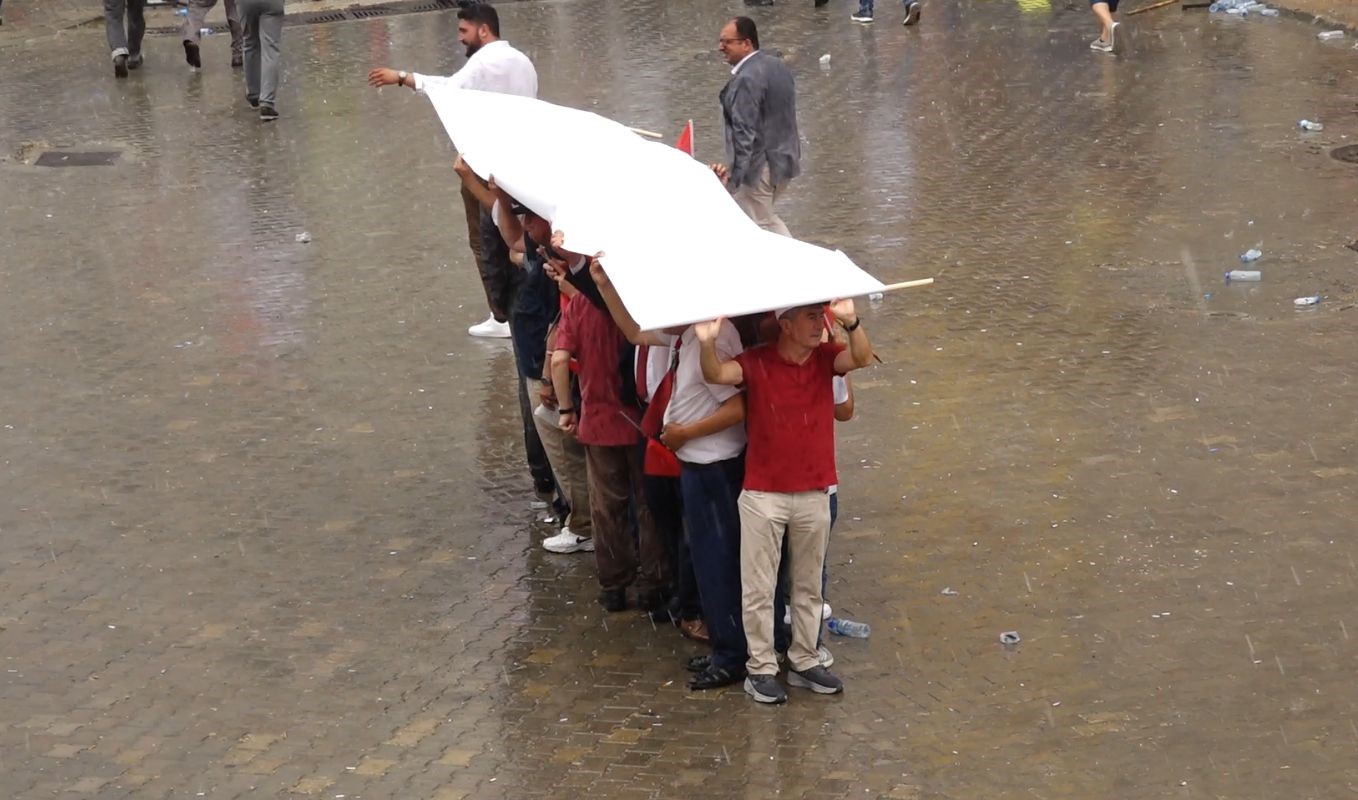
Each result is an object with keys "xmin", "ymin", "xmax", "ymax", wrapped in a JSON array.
[
  {"xmin": 1208, "ymin": 1, "xmax": 1222, "ymax": 11},
  {"xmin": 1239, "ymin": 248, "xmax": 1262, "ymax": 262},
  {"xmin": 176, "ymin": 7, "xmax": 188, "ymax": 15},
  {"xmin": 1317, "ymin": 30, "xmax": 1344, "ymax": 40},
  {"xmin": 1259, "ymin": 7, "xmax": 1279, "ymax": 15},
  {"xmin": 826, "ymin": 617, "xmax": 871, "ymax": 638},
  {"xmin": 1294, "ymin": 295, "xmax": 1321, "ymax": 307},
  {"xmin": 1299, "ymin": 119, "xmax": 1323, "ymax": 132},
  {"xmin": 200, "ymin": 27, "xmax": 212, "ymax": 36},
  {"xmin": 1224, "ymin": 269, "xmax": 1261, "ymax": 281}
]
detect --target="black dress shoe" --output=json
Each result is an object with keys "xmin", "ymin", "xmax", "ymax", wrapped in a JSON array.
[
  {"xmin": 127, "ymin": 53, "xmax": 143, "ymax": 70},
  {"xmin": 259, "ymin": 104, "xmax": 279, "ymax": 121},
  {"xmin": 246, "ymin": 94, "xmax": 260, "ymax": 108},
  {"xmin": 689, "ymin": 665, "xmax": 746, "ymax": 690},
  {"xmin": 685, "ymin": 654, "xmax": 711, "ymax": 673},
  {"xmin": 183, "ymin": 40, "xmax": 201, "ymax": 69},
  {"xmin": 231, "ymin": 53, "xmax": 243, "ymax": 68},
  {"xmin": 113, "ymin": 54, "xmax": 129, "ymax": 78},
  {"xmin": 598, "ymin": 587, "xmax": 627, "ymax": 612}
]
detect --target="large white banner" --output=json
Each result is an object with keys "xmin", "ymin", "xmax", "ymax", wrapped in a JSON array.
[{"xmin": 425, "ymin": 87, "xmax": 885, "ymax": 331}]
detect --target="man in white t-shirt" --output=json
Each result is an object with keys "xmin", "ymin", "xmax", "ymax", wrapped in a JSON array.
[
  {"xmin": 587, "ymin": 266, "xmax": 752, "ymax": 689},
  {"xmin": 367, "ymin": 2, "xmax": 537, "ymax": 339}
]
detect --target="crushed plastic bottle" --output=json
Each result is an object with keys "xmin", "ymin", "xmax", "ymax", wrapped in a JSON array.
[
  {"xmin": 1317, "ymin": 29, "xmax": 1344, "ymax": 40},
  {"xmin": 1299, "ymin": 119, "xmax": 1324, "ymax": 132},
  {"xmin": 1239, "ymin": 248, "xmax": 1262, "ymax": 262},
  {"xmin": 200, "ymin": 27, "xmax": 212, "ymax": 36},
  {"xmin": 868, "ymin": 291, "xmax": 885, "ymax": 304},
  {"xmin": 176, "ymin": 6, "xmax": 188, "ymax": 15},
  {"xmin": 1224, "ymin": 270, "xmax": 1262, "ymax": 281},
  {"xmin": 295, "ymin": 232, "xmax": 312, "ymax": 244},
  {"xmin": 826, "ymin": 617, "xmax": 870, "ymax": 638},
  {"xmin": 1293, "ymin": 295, "xmax": 1321, "ymax": 307},
  {"xmin": 818, "ymin": 53, "xmax": 831, "ymax": 65},
  {"xmin": 1259, "ymin": 7, "xmax": 1279, "ymax": 15}
]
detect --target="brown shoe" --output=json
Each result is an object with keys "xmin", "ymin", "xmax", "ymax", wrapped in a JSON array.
[{"xmin": 680, "ymin": 619, "xmax": 710, "ymax": 643}]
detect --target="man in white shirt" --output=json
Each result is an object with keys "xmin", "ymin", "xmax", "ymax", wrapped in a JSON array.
[{"xmin": 367, "ymin": 2, "xmax": 537, "ymax": 338}]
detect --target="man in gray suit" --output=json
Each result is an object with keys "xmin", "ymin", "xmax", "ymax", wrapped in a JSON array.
[{"xmin": 715, "ymin": 16, "xmax": 800, "ymax": 237}]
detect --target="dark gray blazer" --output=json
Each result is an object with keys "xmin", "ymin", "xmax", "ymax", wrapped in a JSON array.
[{"xmin": 720, "ymin": 50, "xmax": 801, "ymax": 190}]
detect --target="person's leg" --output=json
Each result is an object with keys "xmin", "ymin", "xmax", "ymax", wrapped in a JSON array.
[
  {"xmin": 184, "ymin": 0, "xmax": 212, "ymax": 67},
  {"xmin": 239, "ymin": 0, "xmax": 262, "ymax": 103},
  {"xmin": 901, "ymin": 0, "xmax": 921, "ymax": 25},
  {"xmin": 585, "ymin": 445, "xmax": 638, "ymax": 598},
  {"xmin": 642, "ymin": 473, "xmax": 683, "ymax": 611},
  {"xmin": 682, "ymin": 459, "xmax": 748, "ymax": 674},
  {"xmin": 104, "ymin": 0, "xmax": 130, "ymax": 59},
  {"xmin": 738, "ymin": 490, "xmax": 789, "ymax": 676},
  {"xmin": 224, "ymin": 0, "xmax": 244, "ymax": 64},
  {"xmin": 512, "ymin": 366, "xmax": 555, "ymax": 502},
  {"xmin": 478, "ymin": 207, "xmax": 517, "ymax": 324},
  {"xmin": 677, "ymin": 528, "xmax": 702, "ymax": 621},
  {"xmin": 126, "ymin": 0, "xmax": 146, "ymax": 59},
  {"xmin": 731, "ymin": 165, "xmax": 791, "ymax": 237},
  {"xmin": 458, "ymin": 185, "xmax": 493, "ymax": 316},
  {"xmin": 256, "ymin": 0, "xmax": 283, "ymax": 108},
  {"xmin": 852, "ymin": 0, "xmax": 875, "ymax": 19},
  {"xmin": 786, "ymin": 491, "xmax": 832, "ymax": 674},
  {"xmin": 1092, "ymin": 1, "xmax": 1115, "ymax": 44},
  {"xmin": 628, "ymin": 445, "xmax": 669, "ymax": 606}
]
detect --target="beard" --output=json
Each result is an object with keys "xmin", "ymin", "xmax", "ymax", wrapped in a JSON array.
[{"xmin": 464, "ymin": 39, "xmax": 482, "ymax": 58}]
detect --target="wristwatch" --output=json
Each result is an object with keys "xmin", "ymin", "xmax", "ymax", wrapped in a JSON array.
[
  {"xmin": 843, "ymin": 316, "xmax": 861, "ymax": 332},
  {"xmin": 397, "ymin": 70, "xmax": 408, "ymax": 87}
]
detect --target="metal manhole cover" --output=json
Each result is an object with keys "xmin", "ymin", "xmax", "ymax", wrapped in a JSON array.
[
  {"xmin": 1333, "ymin": 145, "xmax": 1358, "ymax": 164},
  {"xmin": 35, "ymin": 151, "xmax": 121, "ymax": 167}
]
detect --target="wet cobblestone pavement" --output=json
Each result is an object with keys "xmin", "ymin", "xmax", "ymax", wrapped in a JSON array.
[{"xmin": 3, "ymin": 0, "xmax": 1358, "ymax": 797}]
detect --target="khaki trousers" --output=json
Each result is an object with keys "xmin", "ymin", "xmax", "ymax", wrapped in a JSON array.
[
  {"xmin": 738, "ymin": 489, "xmax": 830, "ymax": 675},
  {"xmin": 732, "ymin": 164, "xmax": 791, "ymax": 237},
  {"xmin": 532, "ymin": 394, "xmax": 592, "ymax": 538}
]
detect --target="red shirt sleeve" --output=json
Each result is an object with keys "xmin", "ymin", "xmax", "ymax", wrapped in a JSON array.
[
  {"xmin": 822, "ymin": 341, "xmax": 847, "ymax": 376},
  {"xmin": 556, "ymin": 297, "xmax": 579, "ymax": 354}
]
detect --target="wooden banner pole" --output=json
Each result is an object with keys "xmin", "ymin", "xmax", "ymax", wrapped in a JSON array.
[{"xmin": 876, "ymin": 277, "xmax": 935, "ymax": 292}]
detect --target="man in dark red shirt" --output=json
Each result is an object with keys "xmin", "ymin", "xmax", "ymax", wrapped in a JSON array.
[
  {"xmin": 550, "ymin": 250, "xmax": 667, "ymax": 613},
  {"xmin": 698, "ymin": 300, "xmax": 873, "ymax": 704}
]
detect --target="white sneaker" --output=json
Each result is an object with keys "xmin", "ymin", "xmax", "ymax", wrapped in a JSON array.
[
  {"xmin": 543, "ymin": 528, "xmax": 594, "ymax": 554},
  {"xmin": 467, "ymin": 315, "xmax": 511, "ymax": 338},
  {"xmin": 817, "ymin": 645, "xmax": 835, "ymax": 668},
  {"xmin": 822, "ymin": 602, "xmax": 832, "ymax": 619}
]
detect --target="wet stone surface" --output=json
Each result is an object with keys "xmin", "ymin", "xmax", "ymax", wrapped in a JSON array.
[{"xmin": 2, "ymin": 0, "xmax": 1358, "ymax": 797}]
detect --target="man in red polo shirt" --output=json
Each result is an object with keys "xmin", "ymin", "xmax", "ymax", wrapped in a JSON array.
[
  {"xmin": 697, "ymin": 300, "xmax": 874, "ymax": 704},
  {"xmin": 550, "ymin": 249, "xmax": 666, "ymax": 613}
]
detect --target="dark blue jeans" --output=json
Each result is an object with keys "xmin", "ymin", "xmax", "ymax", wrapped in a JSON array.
[{"xmin": 680, "ymin": 456, "xmax": 748, "ymax": 672}]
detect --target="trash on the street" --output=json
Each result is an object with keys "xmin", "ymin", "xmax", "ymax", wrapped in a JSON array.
[
  {"xmin": 1294, "ymin": 295, "xmax": 1321, "ymax": 307},
  {"xmin": 1317, "ymin": 30, "xmax": 1344, "ymax": 40},
  {"xmin": 1298, "ymin": 119, "xmax": 1324, "ymax": 132},
  {"xmin": 1259, "ymin": 7, "xmax": 1279, "ymax": 14},
  {"xmin": 868, "ymin": 291, "xmax": 884, "ymax": 303},
  {"xmin": 1000, "ymin": 631, "xmax": 1022, "ymax": 645},
  {"xmin": 295, "ymin": 232, "xmax": 312, "ymax": 244},
  {"xmin": 1224, "ymin": 269, "xmax": 1261, "ymax": 281},
  {"xmin": 826, "ymin": 617, "xmax": 870, "ymax": 638},
  {"xmin": 200, "ymin": 27, "xmax": 212, "ymax": 37},
  {"xmin": 940, "ymin": 587, "xmax": 958, "ymax": 596},
  {"xmin": 1239, "ymin": 248, "xmax": 1262, "ymax": 262},
  {"xmin": 818, "ymin": 53, "xmax": 832, "ymax": 65}
]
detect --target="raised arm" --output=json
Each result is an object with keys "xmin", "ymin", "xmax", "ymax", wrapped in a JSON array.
[
  {"xmin": 660, "ymin": 393, "xmax": 745, "ymax": 452},
  {"xmin": 697, "ymin": 319, "xmax": 744, "ymax": 386},
  {"xmin": 829, "ymin": 299, "xmax": 873, "ymax": 373},
  {"xmin": 453, "ymin": 156, "xmax": 496, "ymax": 211},
  {"xmin": 589, "ymin": 260, "xmax": 668, "ymax": 347},
  {"xmin": 551, "ymin": 349, "xmax": 577, "ymax": 435}
]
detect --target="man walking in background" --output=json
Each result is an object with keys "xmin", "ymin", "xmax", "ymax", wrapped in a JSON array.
[
  {"xmin": 183, "ymin": 0, "xmax": 244, "ymax": 70},
  {"xmin": 367, "ymin": 2, "xmax": 537, "ymax": 339},
  {"xmin": 103, "ymin": 0, "xmax": 146, "ymax": 78},
  {"xmin": 238, "ymin": 0, "xmax": 284, "ymax": 120},
  {"xmin": 714, "ymin": 16, "xmax": 800, "ymax": 236}
]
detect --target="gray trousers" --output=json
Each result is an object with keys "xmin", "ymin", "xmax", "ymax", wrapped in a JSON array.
[
  {"xmin": 103, "ymin": 0, "xmax": 146, "ymax": 57},
  {"xmin": 238, "ymin": 0, "xmax": 284, "ymax": 106},
  {"xmin": 184, "ymin": 0, "xmax": 244, "ymax": 58}
]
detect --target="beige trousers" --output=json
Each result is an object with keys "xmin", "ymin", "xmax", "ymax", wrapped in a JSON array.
[
  {"xmin": 531, "ymin": 389, "xmax": 592, "ymax": 538},
  {"xmin": 738, "ymin": 489, "xmax": 830, "ymax": 675},
  {"xmin": 732, "ymin": 164, "xmax": 791, "ymax": 237}
]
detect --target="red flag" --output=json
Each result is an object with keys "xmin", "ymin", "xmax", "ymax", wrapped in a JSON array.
[{"xmin": 674, "ymin": 120, "xmax": 694, "ymax": 157}]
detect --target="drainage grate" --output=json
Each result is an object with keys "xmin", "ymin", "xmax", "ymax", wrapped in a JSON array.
[
  {"xmin": 35, "ymin": 151, "xmax": 121, "ymax": 167},
  {"xmin": 1332, "ymin": 145, "xmax": 1358, "ymax": 164},
  {"xmin": 351, "ymin": 7, "xmax": 397, "ymax": 18}
]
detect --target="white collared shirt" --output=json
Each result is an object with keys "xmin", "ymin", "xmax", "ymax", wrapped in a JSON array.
[
  {"xmin": 664, "ymin": 322, "xmax": 746, "ymax": 464},
  {"xmin": 730, "ymin": 49, "xmax": 760, "ymax": 75},
  {"xmin": 413, "ymin": 39, "xmax": 538, "ymax": 97}
]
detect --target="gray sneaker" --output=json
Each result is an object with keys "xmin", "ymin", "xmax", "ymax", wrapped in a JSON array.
[
  {"xmin": 787, "ymin": 665, "xmax": 844, "ymax": 694},
  {"xmin": 743, "ymin": 674, "xmax": 788, "ymax": 704},
  {"xmin": 902, "ymin": 1, "xmax": 921, "ymax": 25}
]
